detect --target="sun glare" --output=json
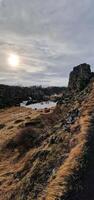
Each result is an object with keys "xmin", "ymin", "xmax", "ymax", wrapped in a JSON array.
[{"xmin": 8, "ymin": 53, "xmax": 20, "ymax": 68}]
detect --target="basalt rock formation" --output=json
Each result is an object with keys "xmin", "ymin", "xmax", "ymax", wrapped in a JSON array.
[
  {"xmin": 68, "ymin": 63, "xmax": 93, "ymax": 92},
  {"xmin": 0, "ymin": 64, "xmax": 94, "ymax": 200}
]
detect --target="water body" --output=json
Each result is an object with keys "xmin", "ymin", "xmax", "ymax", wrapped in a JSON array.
[{"xmin": 20, "ymin": 101, "xmax": 57, "ymax": 110}]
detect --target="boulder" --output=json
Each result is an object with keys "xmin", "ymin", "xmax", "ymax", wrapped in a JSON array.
[{"xmin": 44, "ymin": 108, "xmax": 50, "ymax": 113}]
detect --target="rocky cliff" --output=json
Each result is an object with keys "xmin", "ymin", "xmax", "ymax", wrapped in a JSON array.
[
  {"xmin": 68, "ymin": 63, "xmax": 93, "ymax": 92},
  {"xmin": 0, "ymin": 63, "xmax": 94, "ymax": 200}
]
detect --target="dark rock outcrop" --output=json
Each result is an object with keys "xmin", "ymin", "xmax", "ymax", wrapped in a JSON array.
[
  {"xmin": 58, "ymin": 63, "xmax": 94, "ymax": 106},
  {"xmin": 68, "ymin": 63, "xmax": 92, "ymax": 92}
]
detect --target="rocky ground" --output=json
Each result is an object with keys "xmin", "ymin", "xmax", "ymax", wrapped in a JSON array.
[{"xmin": 0, "ymin": 63, "xmax": 94, "ymax": 200}]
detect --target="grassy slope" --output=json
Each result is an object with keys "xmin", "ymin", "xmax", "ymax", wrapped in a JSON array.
[
  {"xmin": 45, "ymin": 83, "xmax": 94, "ymax": 200},
  {"xmin": 0, "ymin": 82, "xmax": 94, "ymax": 200}
]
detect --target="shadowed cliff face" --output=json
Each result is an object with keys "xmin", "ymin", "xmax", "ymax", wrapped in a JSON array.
[
  {"xmin": 68, "ymin": 63, "xmax": 92, "ymax": 92},
  {"xmin": 0, "ymin": 64, "xmax": 94, "ymax": 200}
]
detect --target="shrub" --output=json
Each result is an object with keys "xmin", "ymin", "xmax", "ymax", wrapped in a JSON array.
[
  {"xmin": 2, "ymin": 127, "xmax": 41, "ymax": 154},
  {"xmin": 0, "ymin": 123, "xmax": 5, "ymax": 129},
  {"xmin": 14, "ymin": 127, "xmax": 41, "ymax": 153}
]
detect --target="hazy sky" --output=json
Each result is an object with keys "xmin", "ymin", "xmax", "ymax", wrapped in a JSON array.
[{"xmin": 0, "ymin": 0, "xmax": 94, "ymax": 86}]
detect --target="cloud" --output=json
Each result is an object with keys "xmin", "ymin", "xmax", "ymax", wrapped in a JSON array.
[{"xmin": 0, "ymin": 0, "xmax": 94, "ymax": 86}]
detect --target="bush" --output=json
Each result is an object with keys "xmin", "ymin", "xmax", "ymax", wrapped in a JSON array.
[
  {"xmin": 0, "ymin": 123, "xmax": 5, "ymax": 129},
  {"xmin": 3, "ymin": 127, "xmax": 41, "ymax": 154},
  {"xmin": 14, "ymin": 127, "xmax": 41, "ymax": 153}
]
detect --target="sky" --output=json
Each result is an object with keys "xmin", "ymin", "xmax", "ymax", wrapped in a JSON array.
[{"xmin": 0, "ymin": 0, "xmax": 94, "ymax": 87}]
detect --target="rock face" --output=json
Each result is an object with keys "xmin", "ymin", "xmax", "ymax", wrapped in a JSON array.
[{"xmin": 68, "ymin": 63, "xmax": 92, "ymax": 92}]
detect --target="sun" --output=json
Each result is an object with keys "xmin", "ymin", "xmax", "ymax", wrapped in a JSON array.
[{"xmin": 8, "ymin": 53, "xmax": 20, "ymax": 68}]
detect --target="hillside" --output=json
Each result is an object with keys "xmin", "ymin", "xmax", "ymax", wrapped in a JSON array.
[{"xmin": 0, "ymin": 63, "xmax": 94, "ymax": 200}]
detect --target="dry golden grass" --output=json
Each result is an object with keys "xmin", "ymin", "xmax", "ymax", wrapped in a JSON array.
[
  {"xmin": 0, "ymin": 106, "xmax": 40, "ymax": 145},
  {"xmin": 39, "ymin": 86, "xmax": 94, "ymax": 200},
  {"xmin": 0, "ymin": 84, "xmax": 94, "ymax": 200}
]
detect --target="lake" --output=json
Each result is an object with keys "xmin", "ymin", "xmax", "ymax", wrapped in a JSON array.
[{"xmin": 20, "ymin": 101, "xmax": 57, "ymax": 110}]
